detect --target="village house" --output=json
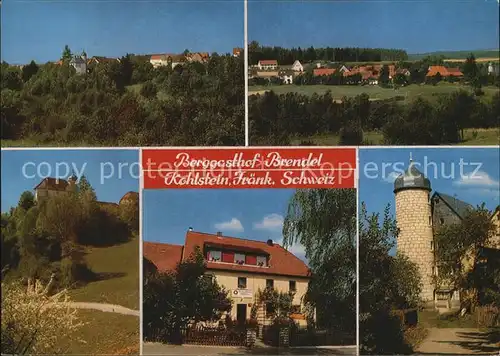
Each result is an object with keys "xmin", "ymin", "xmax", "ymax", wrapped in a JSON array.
[
  {"xmin": 144, "ymin": 230, "xmax": 313, "ymax": 327},
  {"xmin": 186, "ymin": 52, "xmax": 210, "ymax": 63},
  {"xmin": 291, "ymin": 60, "xmax": 304, "ymax": 72},
  {"xmin": 149, "ymin": 54, "xmax": 187, "ymax": 69},
  {"xmin": 279, "ymin": 70, "xmax": 294, "ymax": 84},
  {"xmin": 233, "ymin": 48, "xmax": 243, "ymax": 57},
  {"xmin": 313, "ymin": 68, "xmax": 336, "ymax": 77},
  {"xmin": 70, "ymin": 52, "xmax": 88, "ymax": 74},
  {"xmin": 426, "ymin": 65, "xmax": 464, "ymax": 78},
  {"xmin": 33, "ymin": 177, "xmax": 135, "ymax": 210},
  {"xmin": 257, "ymin": 60, "xmax": 278, "ymax": 70},
  {"xmin": 87, "ymin": 56, "xmax": 121, "ymax": 65}
]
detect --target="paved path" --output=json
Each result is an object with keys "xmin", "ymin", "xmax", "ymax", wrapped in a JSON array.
[
  {"xmin": 143, "ymin": 343, "xmax": 356, "ymax": 355},
  {"xmin": 415, "ymin": 328, "xmax": 499, "ymax": 355},
  {"xmin": 48, "ymin": 302, "xmax": 139, "ymax": 316}
]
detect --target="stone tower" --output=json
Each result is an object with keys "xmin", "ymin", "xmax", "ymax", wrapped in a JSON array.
[{"xmin": 394, "ymin": 158, "xmax": 435, "ymax": 306}]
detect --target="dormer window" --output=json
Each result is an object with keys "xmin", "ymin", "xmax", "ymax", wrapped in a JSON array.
[
  {"xmin": 257, "ymin": 256, "xmax": 267, "ymax": 267},
  {"xmin": 235, "ymin": 253, "xmax": 245, "ymax": 265}
]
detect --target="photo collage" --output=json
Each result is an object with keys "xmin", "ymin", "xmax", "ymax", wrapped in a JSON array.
[{"xmin": 1, "ymin": 0, "xmax": 499, "ymax": 355}]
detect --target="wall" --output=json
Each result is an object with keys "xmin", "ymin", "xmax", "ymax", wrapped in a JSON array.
[
  {"xmin": 395, "ymin": 189, "xmax": 435, "ymax": 304},
  {"xmin": 211, "ymin": 270, "xmax": 309, "ymax": 325}
]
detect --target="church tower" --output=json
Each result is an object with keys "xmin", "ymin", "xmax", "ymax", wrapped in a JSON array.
[{"xmin": 394, "ymin": 157, "xmax": 435, "ymax": 306}]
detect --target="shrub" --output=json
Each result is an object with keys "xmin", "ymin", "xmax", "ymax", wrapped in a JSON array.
[{"xmin": 1, "ymin": 279, "xmax": 84, "ymax": 355}]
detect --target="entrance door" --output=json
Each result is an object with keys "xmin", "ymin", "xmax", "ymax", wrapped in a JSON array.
[{"xmin": 236, "ymin": 304, "xmax": 247, "ymax": 325}]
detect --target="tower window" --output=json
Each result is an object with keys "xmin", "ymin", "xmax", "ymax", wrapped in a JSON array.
[
  {"xmin": 431, "ymin": 241, "xmax": 434, "ymax": 251},
  {"xmin": 428, "ymin": 216, "xmax": 432, "ymax": 226},
  {"xmin": 440, "ymin": 218, "xmax": 444, "ymax": 225}
]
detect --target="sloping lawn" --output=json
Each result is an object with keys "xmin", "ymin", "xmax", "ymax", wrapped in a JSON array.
[{"xmin": 69, "ymin": 236, "xmax": 139, "ymax": 310}]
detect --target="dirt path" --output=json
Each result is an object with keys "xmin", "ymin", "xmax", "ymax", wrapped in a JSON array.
[
  {"xmin": 48, "ymin": 302, "xmax": 139, "ymax": 316},
  {"xmin": 415, "ymin": 328, "xmax": 499, "ymax": 355}
]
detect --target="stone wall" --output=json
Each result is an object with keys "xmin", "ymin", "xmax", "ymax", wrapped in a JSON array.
[{"xmin": 395, "ymin": 189, "xmax": 435, "ymax": 303}]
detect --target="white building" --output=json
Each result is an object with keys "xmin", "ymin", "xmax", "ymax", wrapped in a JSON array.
[
  {"xmin": 70, "ymin": 52, "xmax": 87, "ymax": 74},
  {"xmin": 257, "ymin": 60, "xmax": 278, "ymax": 70},
  {"xmin": 150, "ymin": 54, "xmax": 186, "ymax": 69},
  {"xmin": 291, "ymin": 60, "xmax": 304, "ymax": 72}
]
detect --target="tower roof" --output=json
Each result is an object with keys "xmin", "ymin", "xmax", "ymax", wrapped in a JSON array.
[{"xmin": 394, "ymin": 159, "xmax": 431, "ymax": 193}]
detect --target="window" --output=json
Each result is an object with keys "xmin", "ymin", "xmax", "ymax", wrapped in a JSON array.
[
  {"xmin": 289, "ymin": 280, "xmax": 296, "ymax": 292},
  {"xmin": 428, "ymin": 216, "xmax": 432, "ymax": 226},
  {"xmin": 238, "ymin": 277, "xmax": 247, "ymax": 289},
  {"xmin": 208, "ymin": 250, "xmax": 221, "ymax": 262},
  {"xmin": 430, "ymin": 241, "xmax": 434, "ymax": 251},
  {"xmin": 235, "ymin": 253, "xmax": 245, "ymax": 265},
  {"xmin": 440, "ymin": 218, "xmax": 445, "ymax": 225},
  {"xmin": 266, "ymin": 279, "xmax": 274, "ymax": 289},
  {"xmin": 256, "ymin": 256, "xmax": 267, "ymax": 267}
]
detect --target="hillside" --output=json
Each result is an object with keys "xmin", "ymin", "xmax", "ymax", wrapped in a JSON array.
[
  {"xmin": 408, "ymin": 49, "xmax": 499, "ymax": 61},
  {"xmin": 68, "ymin": 235, "xmax": 139, "ymax": 310}
]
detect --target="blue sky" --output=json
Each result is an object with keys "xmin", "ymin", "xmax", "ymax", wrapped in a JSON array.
[
  {"xmin": 143, "ymin": 188, "xmax": 308, "ymax": 259},
  {"xmin": 1, "ymin": 149, "xmax": 139, "ymax": 212},
  {"xmin": 249, "ymin": 0, "xmax": 499, "ymax": 54},
  {"xmin": 359, "ymin": 147, "xmax": 500, "ymax": 221},
  {"xmin": 1, "ymin": 0, "xmax": 243, "ymax": 64}
]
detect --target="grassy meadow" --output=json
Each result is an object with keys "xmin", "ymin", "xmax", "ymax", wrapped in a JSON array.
[
  {"xmin": 293, "ymin": 128, "xmax": 499, "ymax": 146},
  {"xmin": 249, "ymin": 83, "xmax": 499, "ymax": 102},
  {"xmin": 68, "ymin": 235, "xmax": 139, "ymax": 310}
]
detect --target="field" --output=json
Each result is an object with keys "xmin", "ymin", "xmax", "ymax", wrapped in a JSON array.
[
  {"xmin": 293, "ymin": 128, "xmax": 499, "ymax": 146},
  {"xmin": 249, "ymin": 83, "xmax": 499, "ymax": 102},
  {"xmin": 60, "ymin": 310, "xmax": 139, "ymax": 355},
  {"xmin": 408, "ymin": 50, "xmax": 499, "ymax": 61},
  {"xmin": 68, "ymin": 236, "xmax": 140, "ymax": 309}
]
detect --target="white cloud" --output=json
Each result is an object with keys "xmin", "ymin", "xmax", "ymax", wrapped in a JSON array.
[
  {"xmin": 382, "ymin": 171, "xmax": 400, "ymax": 184},
  {"xmin": 214, "ymin": 218, "xmax": 244, "ymax": 233},
  {"xmin": 453, "ymin": 171, "xmax": 499, "ymax": 188},
  {"xmin": 253, "ymin": 213, "xmax": 284, "ymax": 232}
]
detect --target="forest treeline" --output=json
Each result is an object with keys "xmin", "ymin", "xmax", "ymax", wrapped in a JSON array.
[
  {"xmin": 249, "ymin": 90, "xmax": 500, "ymax": 145},
  {"xmin": 1, "ymin": 50, "xmax": 244, "ymax": 146},
  {"xmin": 248, "ymin": 41, "xmax": 408, "ymax": 65}
]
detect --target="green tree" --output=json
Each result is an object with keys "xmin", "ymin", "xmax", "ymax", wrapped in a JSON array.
[
  {"xmin": 21, "ymin": 61, "xmax": 39, "ymax": 82},
  {"xmin": 359, "ymin": 203, "xmax": 421, "ymax": 354},
  {"xmin": 283, "ymin": 189, "xmax": 356, "ymax": 332},
  {"xmin": 378, "ymin": 65, "xmax": 391, "ymax": 87},
  {"xmin": 434, "ymin": 205, "xmax": 495, "ymax": 309},
  {"xmin": 143, "ymin": 247, "xmax": 232, "ymax": 343},
  {"xmin": 77, "ymin": 175, "xmax": 96, "ymax": 201},
  {"xmin": 61, "ymin": 45, "xmax": 72, "ymax": 62},
  {"xmin": 18, "ymin": 191, "xmax": 35, "ymax": 211},
  {"xmin": 463, "ymin": 53, "xmax": 480, "ymax": 88},
  {"xmin": 140, "ymin": 81, "xmax": 158, "ymax": 99}
]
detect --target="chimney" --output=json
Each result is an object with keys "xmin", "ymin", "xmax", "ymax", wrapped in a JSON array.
[
  {"xmin": 216, "ymin": 232, "xmax": 222, "ymax": 237},
  {"xmin": 188, "ymin": 227, "xmax": 193, "ymax": 232},
  {"xmin": 55, "ymin": 178, "xmax": 59, "ymax": 185},
  {"xmin": 267, "ymin": 239, "xmax": 273, "ymax": 246}
]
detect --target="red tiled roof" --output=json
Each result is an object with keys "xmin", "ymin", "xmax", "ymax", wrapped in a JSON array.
[
  {"xmin": 259, "ymin": 60, "xmax": 278, "ymax": 65},
  {"xmin": 97, "ymin": 201, "xmax": 119, "ymax": 208},
  {"xmin": 313, "ymin": 68, "xmax": 336, "ymax": 76},
  {"xmin": 183, "ymin": 231, "xmax": 311, "ymax": 278},
  {"xmin": 34, "ymin": 177, "xmax": 69, "ymax": 191},
  {"xmin": 427, "ymin": 66, "xmax": 463, "ymax": 77},
  {"xmin": 233, "ymin": 48, "xmax": 242, "ymax": 56},
  {"xmin": 143, "ymin": 241, "xmax": 184, "ymax": 273}
]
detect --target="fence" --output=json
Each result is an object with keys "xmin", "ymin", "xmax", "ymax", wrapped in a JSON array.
[
  {"xmin": 183, "ymin": 325, "xmax": 247, "ymax": 346},
  {"xmin": 475, "ymin": 305, "xmax": 500, "ymax": 327}
]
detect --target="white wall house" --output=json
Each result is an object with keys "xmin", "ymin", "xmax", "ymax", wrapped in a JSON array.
[
  {"xmin": 291, "ymin": 60, "xmax": 304, "ymax": 72},
  {"xmin": 257, "ymin": 60, "xmax": 278, "ymax": 70},
  {"xmin": 70, "ymin": 53, "xmax": 87, "ymax": 74},
  {"xmin": 150, "ymin": 54, "xmax": 186, "ymax": 69}
]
